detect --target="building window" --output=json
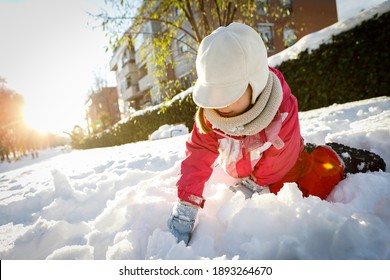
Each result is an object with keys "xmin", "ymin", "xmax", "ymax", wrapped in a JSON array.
[
  {"xmin": 126, "ymin": 75, "xmax": 132, "ymax": 89},
  {"xmin": 151, "ymin": 20, "xmax": 162, "ymax": 34},
  {"xmin": 122, "ymin": 48, "xmax": 131, "ymax": 65},
  {"xmin": 173, "ymin": 6, "xmax": 180, "ymax": 17},
  {"xmin": 256, "ymin": 0, "xmax": 269, "ymax": 15},
  {"xmin": 258, "ymin": 23, "xmax": 275, "ymax": 51},
  {"xmin": 283, "ymin": 27, "xmax": 297, "ymax": 47},
  {"xmin": 280, "ymin": 0, "xmax": 292, "ymax": 14},
  {"xmin": 177, "ymin": 36, "xmax": 188, "ymax": 55}
]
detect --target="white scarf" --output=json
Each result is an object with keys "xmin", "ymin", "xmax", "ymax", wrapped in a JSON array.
[{"xmin": 205, "ymin": 71, "xmax": 283, "ymax": 136}]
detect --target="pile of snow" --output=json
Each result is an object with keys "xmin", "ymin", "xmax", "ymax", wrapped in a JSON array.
[
  {"xmin": 0, "ymin": 96, "xmax": 389, "ymax": 260},
  {"xmin": 149, "ymin": 124, "xmax": 189, "ymax": 140},
  {"xmin": 268, "ymin": 0, "xmax": 390, "ymax": 67}
]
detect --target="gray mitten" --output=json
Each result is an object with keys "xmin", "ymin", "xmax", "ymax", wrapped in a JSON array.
[
  {"xmin": 167, "ymin": 201, "xmax": 199, "ymax": 245},
  {"xmin": 229, "ymin": 178, "xmax": 269, "ymax": 199}
]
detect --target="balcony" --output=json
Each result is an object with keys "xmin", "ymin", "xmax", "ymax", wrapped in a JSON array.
[
  {"xmin": 118, "ymin": 63, "xmax": 137, "ymax": 80},
  {"xmin": 138, "ymin": 74, "xmax": 154, "ymax": 92},
  {"xmin": 122, "ymin": 85, "xmax": 140, "ymax": 101}
]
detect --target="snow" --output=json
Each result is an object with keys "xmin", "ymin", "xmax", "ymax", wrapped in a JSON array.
[
  {"xmin": 1, "ymin": 96, "xmax": 389, "ymax": 260},
  {"xmin": 149, "ymin": 124, "xmax": 189, "ymax": 140},
  {"xmin": 1, "ymin": 1, "xmax": 390, "ymax": 261}
]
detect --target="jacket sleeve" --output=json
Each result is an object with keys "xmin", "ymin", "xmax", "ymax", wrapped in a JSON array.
[
  {"xmin": 176, "ymin": 122, "xmax": 220, "ymax": 207},
  {"xmin": 253, "ymin": 67, "xmax": 304, "ymax": 186}
]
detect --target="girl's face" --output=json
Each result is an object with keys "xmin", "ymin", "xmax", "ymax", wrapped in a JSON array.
[{"xmin": 216, "ymin": 85, "xmax": 252, "ymax": 117}]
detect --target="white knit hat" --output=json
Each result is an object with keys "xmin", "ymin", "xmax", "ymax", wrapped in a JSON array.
[{"xmin": 193, "ymin": 22, "xmax": 269, "ymax": 108}]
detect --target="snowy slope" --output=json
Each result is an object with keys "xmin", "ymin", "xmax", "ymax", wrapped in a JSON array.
[{"xmin": 0, "ymin": 96, "xmax": 389, "ymax": 260}]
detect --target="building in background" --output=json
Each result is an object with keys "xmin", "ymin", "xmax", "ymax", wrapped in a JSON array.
[
  {"xmin": 109, "ymin": 35, "xmax": 140, "ymax": 118},
  {"xmin": 110, "ymin": 0, "xmax": 338, "ymax": 114},
  {"xmin": 258, "ymin": 0, "xmax": 338, "ymax": 52},
  {"xmin": 110, "ymin": 21, "xmax": 178, "ymax": 118},
  {"xmin": 85, "ymin": 87, "xmax": 120, "ymax": 134}
]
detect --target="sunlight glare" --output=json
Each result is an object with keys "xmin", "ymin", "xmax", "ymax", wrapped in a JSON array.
[
  {"xmin": 23, "ymin": 101, "xmax": 85, "ymax": 134},
  {"xmin": 24, "ymin": 106, "xmax": 54, "ymax": 134}
]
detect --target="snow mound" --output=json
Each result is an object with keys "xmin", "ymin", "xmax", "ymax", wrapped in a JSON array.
[{"xmin": 150, "ymin": 124, "xmax": 189, "ymax": 140}]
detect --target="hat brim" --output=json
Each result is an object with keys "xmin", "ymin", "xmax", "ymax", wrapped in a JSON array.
[{"xmin": 193, "ymin": 81, "xmax": 248, "ymax": 109}]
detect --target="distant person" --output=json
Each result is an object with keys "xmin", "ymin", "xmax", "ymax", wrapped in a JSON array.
[{"xmin": 167, "ymin": 22, "xmax": 385, "ymax": 245}]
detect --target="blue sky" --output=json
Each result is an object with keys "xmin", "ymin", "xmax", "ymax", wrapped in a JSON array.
[{"xmin": 0, "ymin": 0, "xmax": 387, "ymax": 134}]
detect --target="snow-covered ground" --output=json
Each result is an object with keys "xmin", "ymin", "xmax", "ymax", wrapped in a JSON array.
[{"xmin": 0, "ymin": 96, "xmax": 389, "ymax": 260}]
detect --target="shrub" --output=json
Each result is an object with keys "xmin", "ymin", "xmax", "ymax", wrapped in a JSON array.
[{"xmin": 277, "ymin": 11, "xmax": 389, "ymax": 111}]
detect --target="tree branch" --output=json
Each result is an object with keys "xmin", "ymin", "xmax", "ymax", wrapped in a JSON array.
[
  {"xmin": 199, "ymin": 0, "xmax": 211, "ymax": 35},
  {"xmin": 179, "ymin": 0, "xmax": 202, "ymax": 43},
  {"xmin": 213, "ymin": 0, "xmax": 223, "ymax": 26}
]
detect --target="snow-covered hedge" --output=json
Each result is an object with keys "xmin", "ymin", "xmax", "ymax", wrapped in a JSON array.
[
  {"xmin": 75, "ymin": 92, "xmax": 196, "ymax": 149},
  {"xmin": 277, "ymin": 10, "xmax": 389, "ymax": 111}
]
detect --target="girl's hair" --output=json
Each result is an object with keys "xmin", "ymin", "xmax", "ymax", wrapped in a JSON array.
[{"xmin": 195, "ymin": 107, "xmax": 213, "ymax": 134}]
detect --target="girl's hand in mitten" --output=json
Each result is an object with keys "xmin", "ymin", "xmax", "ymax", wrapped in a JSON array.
[{"xmin": 167, "ymin": 201, "xmax": 199, "ymax": 245}]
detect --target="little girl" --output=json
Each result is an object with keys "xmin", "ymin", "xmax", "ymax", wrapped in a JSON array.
[{"xmin": 167, "ymin": 22, "xmax": 385, "ymax": 245}]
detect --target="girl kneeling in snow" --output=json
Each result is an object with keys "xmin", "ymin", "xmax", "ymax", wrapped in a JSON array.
[{"xmin": 167, "ymin": 22, "xmax": 385, "ymax": 245}]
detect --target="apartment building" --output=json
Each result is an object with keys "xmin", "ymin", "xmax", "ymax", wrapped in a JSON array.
[
  {"xmin": 85, "ymin": 87, "xmax": 121, "ymax": 134},
  {"xmin": 110, "ymin": 0, "xmax": 338, "ymax": 115}
]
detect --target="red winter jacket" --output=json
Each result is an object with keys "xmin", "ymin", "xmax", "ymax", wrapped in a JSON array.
[{"xmin": 177, "ymin": 67, "xmax": 304, "ymax": 207}]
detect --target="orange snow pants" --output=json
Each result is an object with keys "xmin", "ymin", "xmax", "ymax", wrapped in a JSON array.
[{"xmin": 269, "ymin": 145, "xmax": 345, "ymax": 200}]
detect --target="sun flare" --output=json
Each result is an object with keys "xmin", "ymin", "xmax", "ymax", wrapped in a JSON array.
[
  {"xmin": 23, "ymin": 104, "xmax": 81, "ymax": 134},
  {"xmin": 23, "ymin": 106, "xmax": 52, "ymax": 133}
]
